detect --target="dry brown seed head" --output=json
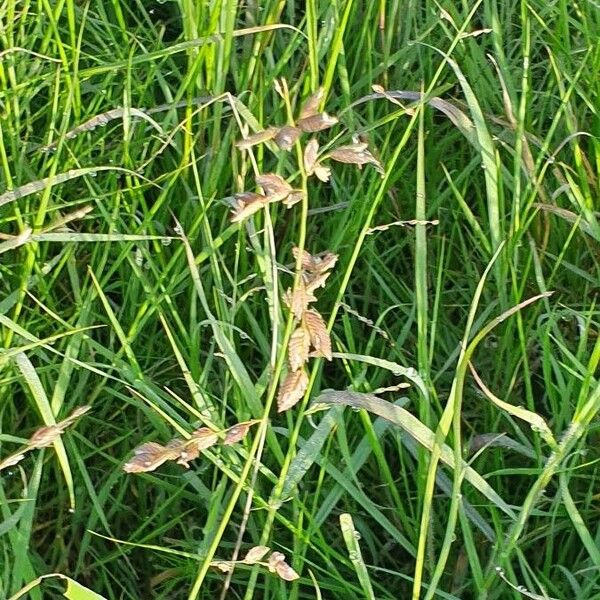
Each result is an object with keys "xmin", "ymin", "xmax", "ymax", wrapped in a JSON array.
[
  {"xmin": 303, "ymin": 138, "xmax": 319, "ymax": 174},
  {"xmin": 190, "ymin": 427, "xmax": 219, "ymax": 450},
  {"xmin": 314, "ymin": 164, "xmax": 331, "ymax": 182},
  {"xmin": 300, "ymin": 88, "xmax": 325, "ymax": 120},
  {"xmin": 282, "ymin": 190, "xmax": 304, "ymax": 208},
  {"xmin": 303, "ymin": 309, "xmax": 332, "ymax": 360},
  {"xmin": 243, "ymin": 546, "xmax": 271, "ymax": 564},
  {"xmin": 235, "ymin": 127, "xmax": 278, "ymax": 150},
  {"xmin": 268, "ymin": 551, "xmax": 287, "ymax": 573},
  {"xmin": 329, "ymin": 143, "xmax": 384, "ymax": 174},
  {"xmin": 274, "ymin": 560, "xmax": 300, "ymax": 581},
  {"xmin": 223, "ymin": 421, "xmax": 252, "ymax": 445},
  {"xmin": 29, "ymin": 425, "xmax": 62, "ymax": 448},
  {"xmin": 256, "ymin": 173, "xmax": 292, "ymax": 199},
  {"xmin": 288, "ymin": 326, "xmax": 311, "ymax": 371},
  {"xmin": 297, "ymin": 112, "xmax": 338, "ymax": 133},
  {"xmin": 275, "ymin": 126, "xmax": 301, "ymax": 151},
  {"xmin": 230, "ymin": 192, "xmax": 270, "ymax": 223},
  {"xmin": 123, "ymin": 442, "xmax": 177, "ymax": 473},
  {"xmin": 0, "ymin": 453, "xmax": 25, "ymax": 471},
  {"xmin": 277, "ymin": 369, "xmax": 309, "ymax": 412}
]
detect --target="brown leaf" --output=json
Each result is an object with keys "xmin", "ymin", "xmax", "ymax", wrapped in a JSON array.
[
  {"xmin": 123, "ymin": 442, "xmax": 178, "ymax": 473},
  {"xmin": 256, "ymin": 173, "xmax": 292, "ymax": 199},
  {"xmin": 223, "ymin": 421, "xmax": 252, "ymax": 445},
  {"xmin": 277, "ymin": 369, "xmax": 309, "ymax": 412},
  {"xmin": 235, "ymin": 128, "xmax": 278, "ymax": 150},
  {"xmin": 303, "ymin": 138, "xmax": 319, "ymax": 174},
  {"xmin": 190, "ymin": 427, "xmax": 219, "ymax": 450},
  {"xmin": 243, "ymin": 545, "xmax": 271, "ymax": 564},
  {"xmin": 288, "ymin": 326, "xmax": 311, "ymax": 371},
  {"xmin": 303, "ymin": 309, "xmax": 332, "ymax": 360},
  {"xmin": 275, "ymin": 560, "xmax": 300, "ymax": 581},
  {"xmin": 297, "ymin": 112, "xmax": 338, "ymax": 133},
  {"xmin": 230, "ymin": 192, "xmax": 270, "ymax": 223},
  {"xmin": 275, "ymin": 126, "xmax": 301, "ymax": 151},
  {"xmin": 329, "ymin": 143, "xmax": 384, "ymax": 174},
  {"xmin": 300, "ymin": 88, "xmax": 324, "ymax": 120}
]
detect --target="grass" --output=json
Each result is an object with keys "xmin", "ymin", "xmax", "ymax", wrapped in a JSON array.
[{"xmin": 0, "ymin": 1, "xmax": 599, "ymax": 599}]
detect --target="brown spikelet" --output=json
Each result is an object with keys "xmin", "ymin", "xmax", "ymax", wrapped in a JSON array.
[
  {"xmin": 297, "ymin": 112, "xmax": 338, "ymax": 133},
  {"xmin": 304, "ymin": 270, "xmax": 332, "ymax": 295},
  {"xmin": 292, "ymin": 247, "xmax": 338, "ymax": 274},
  {"xmin": 277, "ymin": 369, "xmax": 309, "ymax": 412},
  {"xmin": 230, "ymin": 192, "xmax": 270, "ymax": 223},
  {"xmin": 303, "ymin": 309, "xmax": 332, "ymax": 360},
  {"xmin": 223, "ymin": 421, "xmax": 254, "ymax": 445},
  {"xmin": 303, "ymin": 138, "xmax": 319, "ymax": 174},
  {"xmin": 256, "ymin": 173, "xmax": 292, "ymax": 198},
  {"xmin": 329, "ymin": 143, "xmax": 384, "ymax": 174},
  {"xmin": 314, "ymin": 164, "xmax": 331, "ymax": 182},
  {"xmin": 300, "ymin": 88, "xmax": 324, "ymax": 120},
  {"xmin": 282, "ymin": 190, "xmax": 304, "ymax": 208},
  {"xmin": 268, "ymin": 551, "xmax": 299, "ymax": 581},
  {"xmin": 275, "ymin": 126, "xmax": 301, "ymax": 150},
  {"xmin": 29, "ymin": 425, "xmax": 62, "ymax": 449},
  {"xmin": 190, "ymin": 427, "xmax": 219, "ymax": 450},
  {"xmin": 123, "ymin": 442, "xmax": 178, "ymax": 473},
  {"xmin": 0, "ymin": 453, "xmax": 25, "ymax": 471},
  {"xmin": 288, "ymin": 326, "xmax": 311, "ymax": 371},
  {"xmin": 167, "ymin": 439, "xmax": 199, "ymax": 468},
  {"xmin": 283, "ymin": 285, "xmax": 316, "ymax": 320},
  {"xmin": 235, "ymin": 127, "xmax": 278, "ymax": 149},
  {"xmin": 243, "ymin": 546, "xmax": 271, "ymax": 564}
]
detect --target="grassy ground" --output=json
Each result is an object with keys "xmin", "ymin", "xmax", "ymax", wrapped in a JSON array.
[{"xmin": 1, "ymin": 1, "xmax": 599, "ymax": 598}]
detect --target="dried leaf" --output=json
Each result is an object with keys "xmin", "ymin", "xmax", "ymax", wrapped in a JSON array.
[
  {"xmin": 191, "ymin": 427, "xmax": 219, "ymax": 450},
  {"xmin": 303, "ymin": 309, "xmax": 332, "ymax": 360},
  {"xmin": 243, "ymin": 545, "xmax": 271, "ymax": 564},
  {"xmin": 288, "ymin": 326, "xmax": 311, "ymax": 371},
  {"xmin": 275, "ymin": 126, "xmax": 301, "ymax": 151},
  {"xmin": 277, "ymin": 369, "xmax": 309, "ymax": 412},
  {"xmin": 223, "ymin": 421, "xmax": 252, "ymax": 445},
  {"xmin": 300, "ymin": 88, "xmax": 324, "ymax": 120},
  {"xmin": 256, "ymin": 173, "xmax": 292, "ymax": 198},
  {"xmin": 275, "ymin": 561, "xmax": 300, "ymax": 581},
  {"xmin": 268, "ymin": 551, "xmax": 287, "ymax": 573},
  {"xmin": 235, "ymin": 128, "xmax": 278, "ymax": 150},
  {"xmin": 314, "ymin": 164, "xmax": 331, "ymax": 182},
  {"xmin": 123, "ymin": 442, "xmax": 178, "ymax": 473},
  {"xmin": 303, "ymin": 138, "xmax": 319, "ymax": 174},
  {"xmin": 29, "ymin": 425, "xmax": 62, "ymax": 449},
  {"xmin": 329, "ymin": 143, "xmax": 384, "ymax": 174},
  {"xmin": 297, "ymin": 112, "xmax": 338, "ymax": 133},
  {"xmin": 230, "ymin": 192, "xmax": 270, "ymax": 223}
]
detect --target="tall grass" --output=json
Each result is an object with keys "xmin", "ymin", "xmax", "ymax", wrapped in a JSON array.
[{"xmin": 0, "ymin": 1, "xmax": 599, "ymax": 599}]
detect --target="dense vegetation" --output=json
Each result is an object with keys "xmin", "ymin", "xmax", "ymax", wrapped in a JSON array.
[{"xmin": 1, "ymin": 1, "xmax": 599, "ymax": 598}]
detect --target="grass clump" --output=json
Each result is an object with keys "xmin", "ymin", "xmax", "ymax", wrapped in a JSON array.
[{"xmin": 1, "ymin": 1, "xmax": 599, "ymax": 599}]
